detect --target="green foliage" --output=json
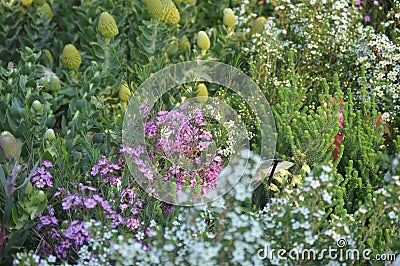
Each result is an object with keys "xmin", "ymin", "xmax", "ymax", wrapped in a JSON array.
[
  {"xmin": 272, "ymin": 52, "xmax": 340, "ymax": 170},
  {"xmin": 0, "ymin": 160, "xmax": 42, "ymax": 265},
  {"xmin": 0, "ymin": 48, "xmax": 57, "ymax": 158},
  {"xmin": 0, "ymin": 2, "xmax": 55, "ymax": 67},
  {"xmin": 0, "ymin": 0, "xmax": 399, "ymax": 264}
]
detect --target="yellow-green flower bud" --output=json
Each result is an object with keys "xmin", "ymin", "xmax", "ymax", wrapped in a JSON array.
[
  {"xmin": 32, "ymin": 100, "xmax": 42, "ymax": 112},
  {"xmin": 197, "ymin": 31, "xmax": 210, "ymax": 51},
  {"xmin": 252, "ymin": 16, "xmax": 267, "ymax": 34},
  {"xmin": 179, "ymin": 36, "xmax": 190, "ymax": 53},
  {"xmin": 196, "ymin": 84, "xmax": 208, "ymax": 103},
  {"xmin": 61, "ymin": 44, "xmax": 81, "ymax": 70},
  {"xmin": 119, "ymin": 84, "xmax": 131, "ymax": 102},
  {"xmin": 0, "ymin": 132, "xmax": 21, "ymax": 161},
  {"xmin": 45, "ymin": 128, "xmax": 56, "ymax": 141},
  {"xmin": 166, "ymin": 41, "xmax": 178, "ymax": 57},
  {"xmin": 34, "ymin": 0, "xmax": 45, "ymax": 5},
  {"xmin": 21, "ymin": 0, "xmax": 33, "ymax": 7},
  {"xmin": 144, "ymin": 0, "xmax": 164, "ymax": 19},
  {"xmin": 98, "ymin": 12, "xmax": 119, "ymax": 38},
  {"xmin": 223, "ymin": 8, "xmax": 236, "ymax": 30},
  {"xmin": 39, "ymin": 2, "xmax": 52, "ymax": 19},
  {"xmin": 49, "ymin": 75, "xmax": 61, "ymax": 92},
  {"xmin": 39, "ymin": 77, "xmax": 49, "ymax": 89},
  {"xmin": 161, "ymin": 0, "xmax": 180, "ymax": 24}
]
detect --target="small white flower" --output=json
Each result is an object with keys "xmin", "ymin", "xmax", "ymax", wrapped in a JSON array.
[
  {"xmin": 358, "ymin": 206, "xmax": 368, "ymax": 214},
  {"xmin": 47, "ymin": 255, "xmax": 56, "ymax": 263},
  {"xmin": 136, "ymin": 231, "xmax": 145, "ymax": 240},
  {"xmin": 388, "ymin": 211, "xmax": 398, "ymax": 220},
  {"xmin": 320, "ymin": 173, "xmax": 330, "ymax": 182},
  {"xmin": 150, "ymin": 219, "xmax": 157, "ymax": 227},
  {"xmin": 292, "ymin": 221, "xmax": 301, "ymax": 230},
  {"xmin": 322, "ymin": 190, "xmax": 332, "ymax": 204}
]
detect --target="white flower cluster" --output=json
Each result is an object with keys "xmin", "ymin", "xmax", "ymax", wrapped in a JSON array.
[
  {"xmin": 12, "ymin": 161, "xmax": 399, "ymax": 265},
  {"xmin": 258, "ymin": 166, "xmax": 362, "ymax": 265},
  {"xmin": 349, "ymin": 27, "xmax": 400, "ymax": 119}
]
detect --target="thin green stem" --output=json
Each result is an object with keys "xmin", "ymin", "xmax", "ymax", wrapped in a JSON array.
[{"xmin": 104, "ymin": 38, "xmax": 110, "ymax": 72}]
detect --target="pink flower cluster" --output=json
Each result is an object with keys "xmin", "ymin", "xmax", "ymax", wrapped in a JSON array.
[{"xmin": 126, "ymin": 105, "xmax": 224, "ymax": 196}]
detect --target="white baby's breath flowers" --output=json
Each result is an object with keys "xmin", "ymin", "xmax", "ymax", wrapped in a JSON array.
[{"xmin": 321, "ymin": 190, "xmax": 333, "ymax": 204}]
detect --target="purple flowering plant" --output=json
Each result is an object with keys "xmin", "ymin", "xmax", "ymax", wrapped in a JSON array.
[
  {"xmin": 33, "ymin": 156, "xmax": 156, "ymax": 261},
  {"xmin": 123, "ymin": 103, "xmax": 231, "ymax": 201}
]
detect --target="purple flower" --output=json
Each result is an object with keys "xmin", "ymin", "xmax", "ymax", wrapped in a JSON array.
[
  {"xmin": 170, "ymin": 164, "xmax": 180, "ymax": 175},
  {"xmin": 179, "ymin": 102, "xmax": 189, "ymax": 110},
  {"xmin": 144, "ymin": 120, "xmax": 158, "ymax": 138},
  {"xmin": 91, "ymin": 165, "xmax": 99, "ymax": 176},
  {"xmin": 145, "ymin": 227, "xmax": 154, "ymax": 237},
  {"xmin": 62, "ymin": 196, "xmax": 73, "ymax": 210},
  {"xmin": 354, "ymin": 0, "xmax": 363, "ymax": 10},
  {"xmin": 130, "ymin": 208, "xmax": 139, "ymax": 215},
  {"xmin": 31, "ymin": 167, "xmax": 53, "ymax": 189},
  {"xmin": 75, "ymin": 235, "xmax": 85, "ymax": 246},
  {"xmin": 363, "ymin": 15, "xmax": 371, "ymax": 23},
  {"xmin": 84, "ymin": 198, "xmax": 97, "ymax": 209},
  {"xmin": 120, "ymin": 203, "xmax": 129, "ymax": 211},
  {"xmin": 42, "ymin": 160, "xmax": 53, "ymax": 168},
  {"xmin": 53, "ymin": 187, "xmax": 65, "ymax": 197},
  {"xmin": 39, "ymin": 215, "xmax": 58, "ymax": 226},
  {"xmin": 126, "ymin": 217, "xmax": 141, "ymax": 230},
  {"xmin": 98, "ymin": 157, "xmax": 108, "ymax": 165},
  {"xmin": 78, "ymin": 183, "xmax": 97, "ymax": 191},
  {"xmin": 202, "ymin": 130, "xmax": 212, "ymax": 140}
]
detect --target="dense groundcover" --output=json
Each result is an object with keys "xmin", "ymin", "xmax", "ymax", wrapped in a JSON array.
[{"xmin": 0, "ymin": 0, "xmax": 400, "ymax": 265}]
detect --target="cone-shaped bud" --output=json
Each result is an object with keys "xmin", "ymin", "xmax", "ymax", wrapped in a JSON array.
[
  {"xmin": 45, "ymin": 129, "xmax": 56, "ymax": 141},
  {"xmin": 49, "ymin": 75, "xmax": 61, "ymax": 92},
  {"xmin": 61, "ymin": 44, "xmax": 81, "ymax": 70},
  {"xmin": 21, "ymin": 0, "xmax": 33, "ymax": 7},
  {"xmin": 196, "ymin": 84, "xmax": 208, "ymax": 103},
  {"xmin": 179, "ymin": 36, "xmax": 191, "ymax": 53},
  {"xmin": 39, "ymin": 77, "xmax": 49, "ymax": 90},
  {"xmin": 223, "ymin": 8, "xmax": 236, "ymax": 30},
  {"xmin": 252, "ymin": 16, "xmax": 267, "ymax": 34},
  {"xmin": 166, "ymin": 41, "xmax": 179, "ymax": 56},
  {"xmin": 0, "ymin": 132, "xmax": 21, "ymax": 161},
  {"xmin": 32, "ymin": 100, "xmax": 42, "ymax": 112},
  {"xmin": 197, "ymin": 31, "xmax": 210, "ymax": 51},
  {"xmin": 39, "ymin": 2, "xmax": 52, "ymax": 19},
  {"xmin": 98, "ymin": 12, "xmax": 119, "ymax": 38},
  {"xmin": 119, "ymin": 84, "xmax": 131, "ymax": 102},
  {"xmin": 144, "ymin": 0, "xmax": 164, "ymax": 19},
  {"xmin": 161, "ymin": 0, "xmax": 180, "ymax": 24}
]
